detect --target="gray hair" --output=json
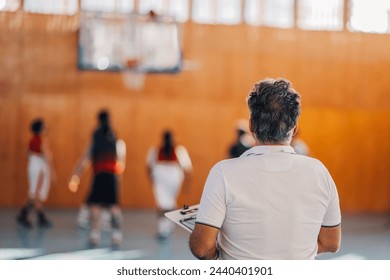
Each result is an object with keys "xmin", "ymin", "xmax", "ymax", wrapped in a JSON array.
[{"xmin": 246, "ymin": 78, "xmax": 300, "ymax": 144}]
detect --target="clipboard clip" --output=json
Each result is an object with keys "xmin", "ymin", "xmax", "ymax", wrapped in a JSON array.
[{"xmin": 180, "ymin": 204, "xmax": 198, "ymax": 215}]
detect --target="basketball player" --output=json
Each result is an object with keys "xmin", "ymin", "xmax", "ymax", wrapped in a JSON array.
[
  {"xmin": 16, "ymin": 119, "xmax": 55, "ymax": 228},
  {"xmin": 146, "ymin": 130, "xmax": 192, "ymax": 240},
  {"xmin": 69, "ymin": 110, "xmax": 125, "ymax": 248}
]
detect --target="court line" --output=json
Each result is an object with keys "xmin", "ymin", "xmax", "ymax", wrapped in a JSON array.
[
  {"xmin": 0, "ymin": 248, "xmax": 45, "ymax": 260},
  {"xmin": 29, "ymin": 248, "xmax": 149, "ymax": 260}
]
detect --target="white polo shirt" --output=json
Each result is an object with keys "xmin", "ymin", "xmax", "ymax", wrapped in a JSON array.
[{"xmin": 196, "ymin": 145, "xmax": 341, "ymax": 260}]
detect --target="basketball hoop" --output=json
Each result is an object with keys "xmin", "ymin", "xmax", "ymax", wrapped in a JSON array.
[
  {"xmin": 122, "ymin": 70, "xmax": 145, "ymax": 90},
  {"xmin": 122, "ymin": 58, "xmax": 145, "ymax": 90},
  {"xmin": 125, "ymin": 58, "xmax": 140, "ymax": 69}
]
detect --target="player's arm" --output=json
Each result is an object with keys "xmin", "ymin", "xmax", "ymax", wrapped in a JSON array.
[
  {"xmin": 41, "ymin": 137, "xmax": 57, "ymax": 184},
  {"xmin": 116, "ymin": 139, "xmax": 126, "ymax": 174},
  {"xmin": 189, "ymin": 223, "xmax": 220, "ymax": 260},
  {"xmin": 317, "ymin": 224, "xmax": 341, "ymax": 254},
  {"xmin": 176, "ymin": 146, "xmax": 192, "ymax": 192},
  {"xmin": 145, "ymin": 147, "xmax": 156, "ymax": 184},
  {"xmin": 68, "ymin": 144, "xmax": 91, "ymax": 193}
]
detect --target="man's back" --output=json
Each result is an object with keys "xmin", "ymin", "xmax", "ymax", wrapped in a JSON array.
[
  {"xmin": 190, "ymin": 78, "xmax": 341, "ymax": 260},
  {"xmin": 196, "ymin": 145, "xmax": 341, "ymax": 260}
]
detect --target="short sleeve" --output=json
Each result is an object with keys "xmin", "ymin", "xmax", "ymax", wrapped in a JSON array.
[
  {"xmin": 196, "ymin": 163, "xmax": 226, "ymax": 229},
  {"xmin": 116, "ymin": 139, "xmax": 126, "ymax": 161},
  {"xmin": 146, "ymin": 147, "xmax": 156, "ymax": 167},
  {"xmin": 175, "ymin": 145, "xmax": 192, "ymax": 171},
  {"xmin": 322, "ymin": 169, "xmax": 342, "ymax": 227}
]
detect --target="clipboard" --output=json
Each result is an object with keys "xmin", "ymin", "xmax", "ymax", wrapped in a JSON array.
[{"xmin": 164, "ymin": 204, "xmax": 199, "ymax": 232}]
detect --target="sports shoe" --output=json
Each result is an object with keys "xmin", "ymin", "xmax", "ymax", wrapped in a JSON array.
[
  {"xmin": 37, "ymin": 212, "xmax": 52, "ymax": 228},
  {"xmin": 38, "ymin": 218, "xmax": 52, "ymax": 228},
  {"xmin": 88, "ymin": 230, "xmax": 101, "ymax": 248},
  {"xmin": 111, "ymin": 230, "xmax": 123, "ymax": 249},
  {"xmin": 16, "ymin": 215, "xmax": 33, "ymax": 228}
]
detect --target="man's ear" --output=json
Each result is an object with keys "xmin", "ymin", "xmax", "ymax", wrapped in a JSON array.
[
  {"xmin": 249, "ymin": 119, "xmax": 254, "ymax": 133},
  {"xmin": 292, "ymin": 125, "xmax": 298, "ymax": 137}
]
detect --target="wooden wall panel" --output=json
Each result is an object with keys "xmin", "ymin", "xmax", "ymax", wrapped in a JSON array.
[
  {"xmin": 300, "ymin": 109, "xmax": 390, "ymax": 212},
  {"xmin": 1, "ymin": 15, "xmax": 390, "ymax": 212}
]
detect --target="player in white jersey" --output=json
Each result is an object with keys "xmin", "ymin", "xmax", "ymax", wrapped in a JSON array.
[{"xmin": 147, "ymin": 130, "xmax": 192, "ymax": 240}]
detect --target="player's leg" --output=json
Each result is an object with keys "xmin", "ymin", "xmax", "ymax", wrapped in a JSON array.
[
  {"xmin": 155, "ymin": 181, "xmax": 180, "ymax": 240},
  {"xmin": 35, "ymin": 165, "xmax": 52, "ymax": 228},
  {"xmin": 17, "ymin": 160, "xmax": 43, "ymax": 228},
  {"xmin": 153, "ymin": 181, "xmax": 171, "ymax": 240},
  {"xmin": 77, "ymin": 204, "xmax": 90, "ymax": 229},
  {"xmin": 16, "ymin": 199, "xmax": 34, "ymax": 228},
  {"xmin": 89, "ymin": 205, "xmax": 101, "ymax": 247},
  {"xmin": 110, "ymin": 205, "xmax": 123, "ymax": 248}
]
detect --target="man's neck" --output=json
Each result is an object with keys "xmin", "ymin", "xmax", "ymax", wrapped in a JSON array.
[
  {"xmin": 254, "ymin": 139, "xmax": 291, "ymax": 146},
  {"xmin": 255, "ymin": 143, "xmax": 290, "ymax": 146}
]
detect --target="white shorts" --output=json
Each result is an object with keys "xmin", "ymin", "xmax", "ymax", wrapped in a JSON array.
[
  {"xmin": 28, "ymin": 154, "xmax": 51, "ymax": 201},
  {"xmin": 152, "ymin": 163, "xmax": 184, "ymax": 210}
]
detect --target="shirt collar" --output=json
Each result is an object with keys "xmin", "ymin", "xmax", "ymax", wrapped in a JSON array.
[{"xmin": 240, "ymin": 145, "xmax": 295, "ymax": 158}]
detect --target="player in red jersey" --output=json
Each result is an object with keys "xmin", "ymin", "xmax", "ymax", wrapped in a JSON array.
[{"xmin": 16, "ymin": 119, "xmax": 56, "ymax": 228}]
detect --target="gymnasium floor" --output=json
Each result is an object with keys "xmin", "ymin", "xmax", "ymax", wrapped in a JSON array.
[{"xmin": 1, "ymin": 208, "xmax": 390, "ymax": 260}]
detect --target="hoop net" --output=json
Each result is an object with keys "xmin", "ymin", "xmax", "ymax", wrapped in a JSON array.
[
  {"xmin": 120, "ymin": 12, "xmax": 180, "ymax": 90},
  {"xmin": 122, "ymin": 59, "xmax": 145, "ymax": 90}
]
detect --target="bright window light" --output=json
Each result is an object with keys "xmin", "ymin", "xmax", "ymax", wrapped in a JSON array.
[
  {"xmin": 138, "ymin": 0, "xmax": 189, "ymax": 22},
  {"xmin": 138, "ymin": 0, "xmax": 167, "ymax": 15},
  {"xmin": 0, "ymin": 0, "xmax": 20, "ymax": 11},
  {"xmin": 192, "ymin": 0, "xmax": 241, "ymax": 25},
  {"xmin": 24, "ymin": 0, "xmax": 77, "ymax": 15},
  {"xmin": 262, "ymin": 0, "xmax": 294, "ymax": 28},
  {"xmin": 169, "ymin": 0, "xmax": 189, "ymax": 22},
  {"xmin": 349, "ymin": 0, "xmax": 390, "ymax": 33},
  {"xmin": 244, "ymin": 0, "xmax": 262, "ymax": 25},
  {"xmin": 81, "ymin": 0, "xmax": 134, "ymax": 13},
  {"xmin": 192, "ymin": 0, "xmax": 214, "ymax": 24},
  {"xmin": 216, "ymin": 0, "xmax": 241, "ymax": 24},
  {"xmin": 298, "ymin": 0, "xmax": 344, "ymax": 31}
]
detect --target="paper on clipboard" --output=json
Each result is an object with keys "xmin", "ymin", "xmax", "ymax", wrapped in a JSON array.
[{"xmin": 164, "ymin": 204, "xmax": 199, "ymax": 232}]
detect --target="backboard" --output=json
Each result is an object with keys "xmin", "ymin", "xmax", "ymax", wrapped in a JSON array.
[{"xmin": 78, "ymin": 11, "xmax": 182, "ymax": 73}]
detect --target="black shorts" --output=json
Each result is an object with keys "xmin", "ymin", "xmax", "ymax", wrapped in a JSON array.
[{"xmin": 86, "ymin": 173, "xmax": 119, "ymax": 207}]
